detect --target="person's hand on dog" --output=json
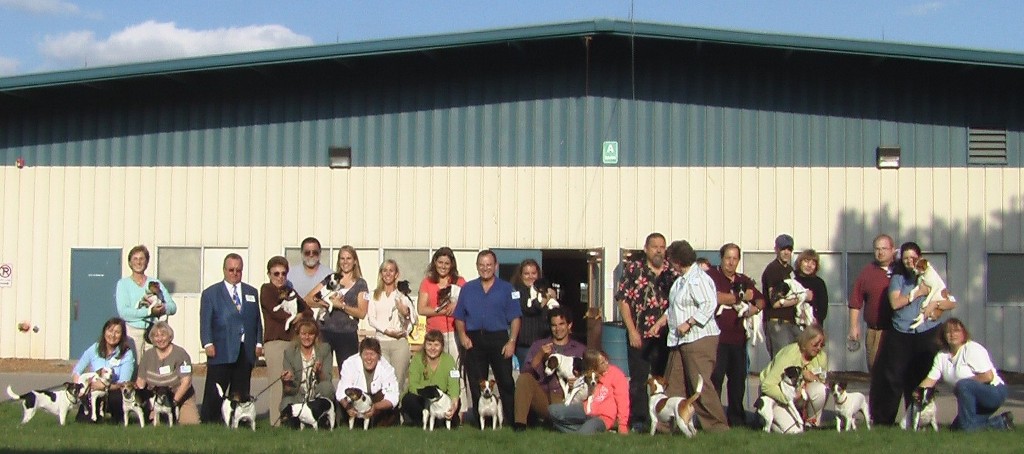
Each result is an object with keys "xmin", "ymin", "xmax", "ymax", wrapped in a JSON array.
[
  {"xmin": 914, "ymin": 283, "xmax": 931, "ymax": 299},
  {"xmin": 150, "ymin": 303, "xmax": 167, "ymax": 316},
  {"xmin": 89, "ymin": 380, "xmax": 107, "ymax": 391},
  {"xmin": 804, "ymin": 289, "xmax": 814, "ymax": 302},
  {"xmin": 205, "ymin": 345, "xmax": 216, "ymax": 358}
]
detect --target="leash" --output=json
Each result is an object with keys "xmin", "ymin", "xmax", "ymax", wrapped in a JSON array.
[{"xmin": 253, "ymin": 374, "xmax": 283, "ymax": 401}]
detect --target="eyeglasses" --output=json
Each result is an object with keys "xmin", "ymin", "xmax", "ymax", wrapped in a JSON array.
[
  {"xmin": 226, "ymin": 268, "xmax": 242, "ymax": 273},
  {"xmin": 303, "ymin": 249, "xmax": 321, "ymax": 257},
  {"xmin": 270, "ymin": 271, "xmax": 286, "ymax": 277}
]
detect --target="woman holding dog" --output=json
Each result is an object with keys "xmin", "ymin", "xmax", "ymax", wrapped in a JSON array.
[
  {"xmin": 306, "ymin": 246, "xmax": 369, "ymax": 373},
  {"xmin": 793, "ymin": 249, "xmax": 828, "ymax": 324},
  {"xmin": 135, "ymin": 321, "xmax": 200, "ymax": 425},
  {"xmin": 417, "ymin": 247, "xmax": 467, "ymax": 360},
  {"xmin": 366, "ymin": 260, "xmax": 414, "ymax": 394},
  {"xmin": 115, "ymin": 245, "xmax": 177, "ymax": 361},
  {"xmin": 548, "ymin": 349, "xmax": 630, "ymax": 434},
  {"xmin": 758, "ymin": 324, "xmax": 829, "ymax": 432},
  {"xmin": 510, "ymin": 259, "xmax": 548, "ymax": 368},
  {"xmin": 870, "ymin": 242, "xmax": 957, "ymax": 426},
  {"xmin": 72, "ymin": 317, "xmax": 135, "ymax": 423},
  {"xmin": 917, "ymin": 318, "xmax": 1013, "ymax": 431},
  {"xmin": 280, "ymin": 319, "xmax": 335, "ymax": 418},
  {"xmin": 262, "ymin": 255, "xmax": 314, "ymax": 426},
  {"xmin": 401, "ymin": 329, "xmax": 461, "ymax": 427}
]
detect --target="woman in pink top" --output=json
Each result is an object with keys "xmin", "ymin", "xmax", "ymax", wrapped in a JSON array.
[
  {"xmin": 417, "ymin": 247, "xmax": 467, "ymax": 360},
  {"xmin": 548, "ymin": 349, "xmax": 630, "ymax": 434}
]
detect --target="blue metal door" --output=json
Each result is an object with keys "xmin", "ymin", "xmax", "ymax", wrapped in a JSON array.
[{"xmin": 69, "ymin": 249, "xmax": 121, "ymax": 359}]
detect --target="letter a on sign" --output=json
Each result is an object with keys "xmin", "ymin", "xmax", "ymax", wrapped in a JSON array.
[{"xmin": 602, "ymin": 141, "xmax": 618, "ymax": 165}]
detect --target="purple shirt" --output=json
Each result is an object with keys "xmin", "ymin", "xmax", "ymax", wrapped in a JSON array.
[{"xmin": 521, "ymin": 337, "xmax": 588, "ymax": 395}]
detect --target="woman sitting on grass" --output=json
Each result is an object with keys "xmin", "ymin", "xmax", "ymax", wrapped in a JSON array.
[{"xmin": 547, "ymin": 349, "xmax": 629, "ymax": 435}]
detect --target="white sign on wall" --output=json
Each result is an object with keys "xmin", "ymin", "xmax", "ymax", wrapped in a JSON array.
[{"xmin": 0, "ymin": 263, "xmax": 12, "ymax": 288}]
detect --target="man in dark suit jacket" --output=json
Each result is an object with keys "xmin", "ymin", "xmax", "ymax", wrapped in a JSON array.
[{"xmin": 200, "ymin": 253, "xmax": 264, "ymax": 423}]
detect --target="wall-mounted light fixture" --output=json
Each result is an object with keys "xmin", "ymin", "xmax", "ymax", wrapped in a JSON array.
[
  {"xmin": 329, "ymin": 146, "xmax": 352, "ymax": 169},
  {"xmin": 876, "ymin": 146, "xmax": 900, "ymax": 169}
]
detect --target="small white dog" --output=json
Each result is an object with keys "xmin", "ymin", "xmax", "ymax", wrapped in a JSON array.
[
  {"xmin": 7, "ymin": 383, "xmax": 84, "ymax": 426},
  {"xmin": 272, "ymin": 286, "xmax": 301, "ymax": 332},
  {"xmin": 315, "ymin": 273, "xmax": 346, "ymax": 322},
  {"xmin": 757, "ymin": 366, "xmax": 807, "ymax": 434},
  {"xmin": 344, "ymin": 388, "xmax": 375, "ymax": 430},
  {"xmin": 901, "ymin": 387, "xmax": 938, "ymax": 432},
  {"xmin": 78, "ymin": 368, "xmax": 112, "ymax": 422},
  {"xmin": 647, "ymin": 375, "xmax": 704, "ymax": 437},
  {"xmin": 716, "ymin": 300, "xmax": 764, "ymax": 346},
  {"xmin": 121, "ymin": 385, "xmax": 148, "ymax": 427},
  {"xmin": 418, "ymin": 385, "xmax": 454, "ymax": 431},
  {"xmin": 831, "ymin": 382, "xmax": 870, "ymax": 432},
  {"xmin": 216, "ymin": 383, "xmax": 256, "ymax": 430},
  {"xmin": 544, "ymin": 353, "xmax": 583, "ymax": 398},
  {"xmin": 563, "ymin": 372, "xmax": 594, "ymax": 406},
  {"xmin": 909, "ymin": 259, "xmax": 955, "ymax": 330},
  {"xmin": 477, "ymin": 380, "xmax": 503, "ymax": 430}
]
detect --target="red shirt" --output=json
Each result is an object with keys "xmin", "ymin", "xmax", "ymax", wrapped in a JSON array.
[
  {"xmin": 419, "ymin": 276, "xmax": 467, "ymax": 333},
  {"xmin": 587, "ymin": 365, "xmax": 630, "ymax": 433},
  {"xmin": 707, "ymin": 267, "xmax": 764, "ymax": 346},
  {"xmin": 849, "ymin": 262, "xmax": 894, "ymax": 330}
]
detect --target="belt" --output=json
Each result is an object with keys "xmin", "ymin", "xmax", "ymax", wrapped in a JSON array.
[{"xmin": 767, "ymin": 318, "xmax": 793, "ymax": 324}]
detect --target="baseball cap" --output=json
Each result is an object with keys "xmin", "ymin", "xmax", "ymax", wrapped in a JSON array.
[{"xmin": 775, "ymin": 234, "xmax": 794, "ymax": 250}]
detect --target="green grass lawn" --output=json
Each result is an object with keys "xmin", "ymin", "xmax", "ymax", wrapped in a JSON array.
[{"xmin": 0, "ymin": 404, "xmax": 1021, "ymax": 453}]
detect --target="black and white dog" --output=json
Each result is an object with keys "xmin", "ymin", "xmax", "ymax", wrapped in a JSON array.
[
  {"xmin": 78, "ymin": 368, "xmax": 113, "ymax": 422},
  {"xmin": 435, "ymin": 284, "xmax": 461, "ymax": 313},
  {"xmin": 273, "ymin": 285, "xmax": 301, "ymax": 332},
  {"xmin": 150, "ymin": 386, "xmax": 178, "ymax": 427},
  {"xmin": 418, "ymin": 385, "xmax": 454, "ymax": 431},
  {"xmin": 901, "ymin": 387, "xmax": 938, "ymax": 432},
  {"xmin": 314, "ymin": 273, "xmax": 345, "ymax": 322},
  {"xmin": 831, "ymin": 382, "xmax": 870, "ymax": 432},
  {"xmin": 121, "ymin": 385, "xmax": 150, "ymax": 427},
  {"xmin": 344, "ymin": 388, "xmax": 378, "ymax": 430},
  {"xmin": 216, "ymin": 383, "xmax": 257, "ymax": 430},
  {"xmin": 477, "ymin": 379, "xmax": 503, "ymax": 430},
  {"xmin": 544, "ymin": 353, "xmax": 583, "ymax": 399},
  {"xmin": 756, "ymin": 366, "xmax": 807, "ymax": 434},
  {"xmin": 282, "ymin": 397, "xmax": 336, "ymax": 430},
  {"xmin": 7, "ymin": 383, "xmax": 84, "ymax": 426}
]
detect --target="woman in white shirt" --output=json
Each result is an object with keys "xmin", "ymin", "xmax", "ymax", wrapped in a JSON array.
[
  {"xmin": 918, "ymin": 318, "xmax": 1013, "ymax": 431},
  {"xmin": 365, "ymin": 260, "xmax": 414, "ymax": 394}
]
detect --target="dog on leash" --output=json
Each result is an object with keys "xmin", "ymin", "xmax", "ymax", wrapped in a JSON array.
[
  {"xmin": 121, "ymin": 385, "xmax": 150, "ymax": 427},
  {"xmin": 831, "ymin": 382, "xmax": 870, "ymax": 432},
  {"xmin": 344, "ymin": 388, "xmax": 377, "ymax": 430},
  {"xmin": 216, "ymin": 383, "xmax": 256, "ymax": 430},
  {"xmin": 7, "ymin": 383, "xmax": 84, "ymax": 426},
  {"xmin": 756, "ymin": 366, "xmax": 807, "ymax": 434},
  {"xmin": 901, "ymin": 387, "xmax": 938, "ymax": 432},
  {"xmin": 647, "ymin": 375, "xmax": 704, "ymax": 437},
  {"xmin": 909, "ymin": 259, "xmax": 955, "ymax": 330},
  {"xmin": 150, "ymin": 386, "xmax": 177, "ymax": 426},
  {"xmin": 544, "ymin": 353, "xmax": 583, "ymax": 398},
  {"xmin": 78, "ymin": 368, "xmax": 112, "ymax": 422},
  {"xmin": 314, "ymin": 273, "xmax": 346, "ymax": 322},
  {"xmin": 418, "ymin": 385, "xmax": 454, "ymax": 431},
  {"xmin": 283, "ymin": 397, "xmax": 336, "ymax": 430},
  {"xmin": 477, "ymin": 380, "xmax": 503, "ymax": 430},
  {"xmin": 273, "ymin": 285, "xmax": 301, "ymax": 332}
]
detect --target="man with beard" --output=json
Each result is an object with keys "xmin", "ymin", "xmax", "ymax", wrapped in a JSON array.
[
  {"xmin": 615, "ymin": 232, "xmax": 676, "ymax": 432},
  {"xmin": 289, "ymin": 237, "xmax": 333, "ymax": 299}
]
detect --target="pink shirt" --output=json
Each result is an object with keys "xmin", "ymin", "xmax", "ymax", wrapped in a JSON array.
[
  {"xmin": 587, "ymin": 365, "xmax": 630, "ymax": 433},
  {"xmin": 418, "ymin": 276, "xmax": 467, "ymax": 333}
]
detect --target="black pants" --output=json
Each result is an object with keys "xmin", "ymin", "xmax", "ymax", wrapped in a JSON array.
[
  {"xmin": 201, "ymin": 343, "xmax": 253, "ymax": 423},
  {"xmin": 323, "ymin": 330, "xmax": 359, "ymax": 374},
  {"xmin": 400, "ymin": 392, "xmax": 462, "ymax": 427},
  {"xmin": 76, "ymin": 389, "xmax": 125, "ymax": 423},
  {"xmin": 712, "ymin": 342, "xmax": 748, "ymax": 427},
  {"xmin": 464, "ymin": 330, "xmax": 515, "ymax": 424},
  {"xmin": 869, "ymin": 328, "xmax": 940, "ymax": 425},
  {"xmin": 626, "ymin": 335, "xmax": 668, "ymax": 426}
]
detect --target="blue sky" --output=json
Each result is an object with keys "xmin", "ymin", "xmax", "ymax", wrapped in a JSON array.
[{"xmin": 1, "ymin": 0, "xmax": 1022, "ymax": 77}]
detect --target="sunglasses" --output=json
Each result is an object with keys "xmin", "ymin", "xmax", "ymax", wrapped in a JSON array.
[
  {"xmin": 270, "ymin": 271, "xmax": 286, "ymax": 277},
  {"xmin": 226, "ymin": 268, "xmax": 242, "ymax": 273},
  {"xmin": 303, "ymin": 250, "xmax": 321, "ymax": 257}
]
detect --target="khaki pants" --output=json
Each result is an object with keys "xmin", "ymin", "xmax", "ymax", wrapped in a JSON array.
[
  {"xmin": 514, "ymin": 373, "xmax": 563, "ymax": 425},
  {"xmin": 866, "ymin": 329, "xmax": 883, "ymax": 372},
  {"xmin": 263, "ymin": 340, "xmax": 290, "ymax": 427},
  {"xmin": 379, "ymin": 338, "xmax": 411, "ymax": 395},
  {"xmin": 665, "ymin": 336, "xmax": 729, "ymax": 432},
  {"xmin": 175, "ymin": 393, "xmax": 201, "ymax": 425},
  {"xmin": 126, "ymin": 325, "xmax": 149, "ymax": 365}
]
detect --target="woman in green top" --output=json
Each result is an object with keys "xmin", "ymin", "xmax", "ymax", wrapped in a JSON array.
[
  {"xmin": 401, "ymin": 329, "xmax": 461, "ymax": 426},
  {"xmin": 759, "ymin": 324, "xmax": 828, "ymax": 431}
]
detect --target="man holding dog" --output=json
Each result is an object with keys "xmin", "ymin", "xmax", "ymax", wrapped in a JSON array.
[
  {"xmin": 615, "ymin": 232, "xmax": 676, "ymax": 433},
  {"xmin": 761, "ymin": 233, "xmax": 803, "ymax": 358},
  {"xmin": 848, "ymin": 234, "xmax": 896, "ymax": 372},
  {"xmin": 454, "ymin": 249, "xmax": 522, "ymax": 426},
  {"xmin": 199, "ymin": 253, "xmax": 264, "ymax": 423},
  {"xmin": 513, "ymin": 307, "xmax": 587, "ymax": 430}
]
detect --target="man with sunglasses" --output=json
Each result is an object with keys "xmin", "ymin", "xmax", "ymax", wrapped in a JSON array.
[{"xmin": 288, "ymin": 237, "xmax": 333, "ymax": 298}]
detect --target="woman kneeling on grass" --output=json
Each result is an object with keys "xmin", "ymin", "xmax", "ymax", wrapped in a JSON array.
[
  {"xmin": 547, "ymin": 349, "xmax": 629, "ymax": 434},
  {"xmin": 136, "ymin": 321, "xmax": 200, "ymax": 425},
  {"xmin": 917, "ymin": 318, "xmax": 1013, "ymax": 431},
  {"xmin": 758, "ymin": 324, "xmax": 828, "ymax": 432}
]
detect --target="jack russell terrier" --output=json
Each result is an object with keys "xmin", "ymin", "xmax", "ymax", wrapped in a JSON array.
[
  {"xmin": 343, "ymin": 388, "xmax": 378, "ymax": 430},
  {"xmin": 909, "ymin": 259, "xmax": 955, "ymax": 330},
  {"xmin": 418, "ymin": 385, "xmax": 454, "ymax": 431},
  {"xmin": 121, "ymin": 385, "xmax": 150, "ymax": 427},
  {"xmin": 476, "ymin": 379, "xmax": 503, "ymax": 430},
  {"xmin": 647, "ymin": 375, "xmax": 704, "ymax": 437},
  {"xmin": 534, "ymin": 278, "xmax": 560, "ymax": 309},
  {"xmin": 314, "ymin": 273, "xmax": 347, "ymax": 322},
  {"xmin": 563, "ymin": 370, "xmax": 597, "ymax": 406},
  {"xmin": 7, "ymin": 382, "xmax": 84, "ymax": 426},
  {"xmin": 901, "ymin": 387, "xmax": 938, "ymax": 432},
  {"xmin": 772, "ymin": 279, "xmax": 814, "ymax": 329},
  {"xmin": 283, "ymin": 397, "xmax": 336, "ymax": 430},
  {"xmin": 216, "ymin": 383, "xmax": 257, "ymax": 430},
  {"xmin": 544, "ymin": 353, "xmax": 584, "ymax": 399},
  {"xmin": 78, "ymin": 368, "xmax": 113, "ymax": 422},
  {"xmin": 138, "ymin": 281, "xmax": 165, "ymax": 309},
  {"xmin": 150, "ymin": 385, "xmax": 178, "ymax": 427},
  {"xmin": 831, "ymin": 382, "xmax": 870, "ymax": 432},
  {"xmin": 757, "ymin": 366, "xmax": 807, "ymax": 434},
  {"xmin": 435, "ymin": 284, "xmax": 461, "ymax": 314},
  {"xmin": 273, "ymin": 285, "xmax": 301, "ymax": 332},
  {"xmin": 716, "ymin": 282, "xmax": 765, "ymax": 346}
]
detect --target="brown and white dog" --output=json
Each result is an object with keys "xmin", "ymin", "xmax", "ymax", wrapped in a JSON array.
[
  {"xmin": 151, "ymin": 385, "xmax": 178, "ymax": 427},
  {"xmin": 121, "ymin": 384, "xmax": 150, "ymax": 427},
  {"xmin": 900, "ymin": 387, "xmax": 938, "ymax": 432},
  {"xmin": 909, "ymin": 259, "xmax": 955, "ymax": 330},
  {"xmin": 138, "ymin": 281, "xmax": 164, "ymax": 309},
  {"xmin": 544, "ymin": 353, "xmax": 583, "ymax": 399},
  {"xmin": 647, "ymin": 375, "xmax": 704, "ymax": 437},
  {"xmin": 343, "ymin": 388, "xmax": 376, "ymax": 430},
  {"xmin": 756, "ymin": 366, "xmax": 807, "ymax": 434},
  {"xmin": 716, "ymin": 300, "xmax": 764, "ymax": 346},
  {"xmin": 563, "ymin": 370, "xmax": 596, "ymax": 406},
  {"xmin": 7, "ymin": 383, "xmax": 84, "ymax": 426},
  {"xmin": 78, "ymin": 368, "xmax": 113, "ymax": 422},
  {"xmin": 831, "ymin": 382, "xmax": 870, "ymax": 432},
  {"xmin": 476, "ymin": 380, "xmax": 503, "ymax": 430}
]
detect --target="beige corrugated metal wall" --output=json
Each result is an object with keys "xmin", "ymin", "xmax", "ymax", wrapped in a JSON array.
[{"xmin": 0, "ymin": 165, "xmax": 1022, "ymax": 372}]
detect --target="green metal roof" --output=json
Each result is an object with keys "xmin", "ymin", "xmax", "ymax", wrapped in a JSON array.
[{"xmin": 4, "ymin": 18, "xmax": 1024, "ymax": 92}]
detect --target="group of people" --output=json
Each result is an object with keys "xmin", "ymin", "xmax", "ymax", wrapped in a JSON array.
[{"xmin": 69, "ymin": 234, "xmax": 1012, "ymax": 433}]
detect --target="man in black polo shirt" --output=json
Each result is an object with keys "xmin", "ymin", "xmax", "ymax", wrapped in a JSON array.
[{"xmin": 761, "ymin": 234, "xmax": 805, "ymax": 357}]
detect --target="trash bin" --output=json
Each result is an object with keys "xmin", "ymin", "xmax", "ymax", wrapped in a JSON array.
[{"xmin": 600, "ymin": 321, "xmax": 629, "ymax": 377}]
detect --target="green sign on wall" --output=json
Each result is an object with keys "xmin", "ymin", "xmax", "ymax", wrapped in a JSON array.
[{"xmin": 602, "ymin": 141, "xmax": 619, "ymax": 164}]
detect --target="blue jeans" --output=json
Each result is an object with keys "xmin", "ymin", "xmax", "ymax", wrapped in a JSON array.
[
  {"xmin": 952, "ymin": 379, "xmax": 1008, "ymax": 431},
  {"xmin": 548, "ymin": 403, "xmax": 607, "ymax": 434}
]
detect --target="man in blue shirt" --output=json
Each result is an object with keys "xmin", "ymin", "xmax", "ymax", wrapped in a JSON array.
[{"xmin": 454, "ymin": 249, "xmax": 522, "ymax": 425}]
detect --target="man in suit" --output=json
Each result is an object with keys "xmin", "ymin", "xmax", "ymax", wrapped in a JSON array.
[{"xmin": 200, "ymin": 253, "xmax": 264, "ymax": 423}]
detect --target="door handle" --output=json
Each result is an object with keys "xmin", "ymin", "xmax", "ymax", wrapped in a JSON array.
[{"xmin": 74, "ymin": 300, "xmax": 79, "ymax": 321}]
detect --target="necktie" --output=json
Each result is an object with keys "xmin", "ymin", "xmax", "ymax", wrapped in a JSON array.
[{"xmin": 232, "ymin": 286, "xmax": 242, "ymax": 312}]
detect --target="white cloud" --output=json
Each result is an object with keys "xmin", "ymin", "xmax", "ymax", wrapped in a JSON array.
[
  {"xmin": 906, "ymin": 1, "xmax": 947, "ymax": 16},
  {"xmin": 0, "ymin": 56, "xmax": 19, "ymax": 75},
  {"xmin": 40, "ymin": 20, "xmax": 314, "ymax": 67},
  {"xmin": 0, "ymin": 0, "xmax": 78, "ymax": 15}
]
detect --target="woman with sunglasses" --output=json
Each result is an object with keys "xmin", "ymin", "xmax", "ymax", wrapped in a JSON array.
[{"xmin": 261, "ymin": 255, "xmax": 313, "ymax": 426}]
